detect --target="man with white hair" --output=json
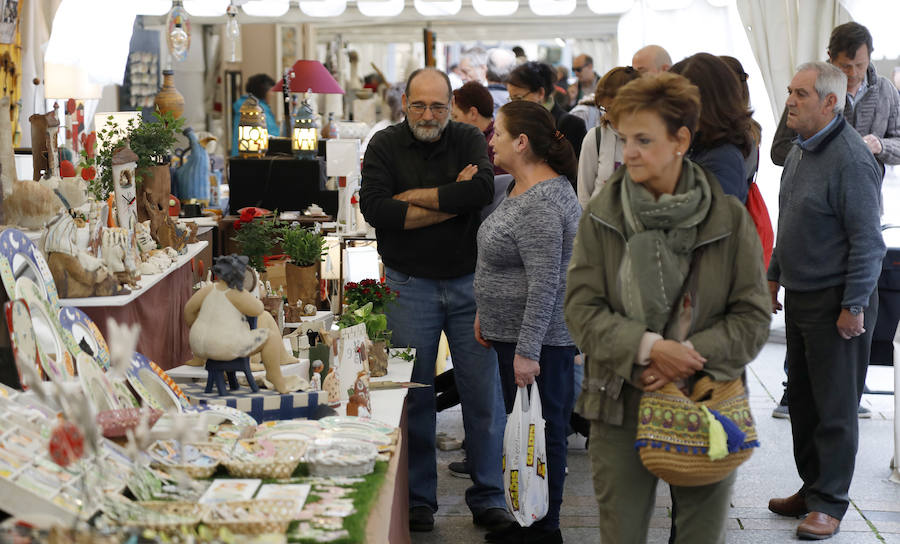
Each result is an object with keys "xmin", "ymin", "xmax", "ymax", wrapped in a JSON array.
[
  {"xmin": 767, "ymin": 61, "xmax": 885, "ymax": 540},
  {"xmin": 459, "ymin": 46, "xmax": 489, "ymax": 85},
  {"xmin": 631, "ymin": 44, "xmax": 672, "ymax": 74},
  {"xmin": 486, "ymin": 47, "xmax": 515, "ymax": 113}
]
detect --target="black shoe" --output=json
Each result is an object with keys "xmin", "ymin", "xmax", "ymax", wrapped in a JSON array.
[
  {"xmin": 409, "ymin": 506, "xmax": 434, "ymax": 532},
  {"xmin": 523, "ymin": 528, "xmax": 563, "ymax": 544},
  {"xmin": 449, "ymin": 458, "xmax": 471, "ymax": 479},
  {"xmin": 485, "ymin": 523, "xmax": 525, "ymax": 543},
  {"xmin": 473, "ymin": 507, "xmax": 516, "ymax": 532}
]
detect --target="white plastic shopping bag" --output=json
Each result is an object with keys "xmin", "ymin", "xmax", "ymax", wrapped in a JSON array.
[{"xmin": 502, "ymin": 385, "xmax": 549, "ymax": 526}]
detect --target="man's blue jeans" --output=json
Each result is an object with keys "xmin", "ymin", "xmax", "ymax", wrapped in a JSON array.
[{"xmin": 384, "ymin": 267, "xmax": 507, "ymax": 514}]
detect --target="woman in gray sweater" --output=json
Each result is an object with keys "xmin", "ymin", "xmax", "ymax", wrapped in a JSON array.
[{"xmin": 474, "ymin": 100, "xmax": 582, "ymax": 544}]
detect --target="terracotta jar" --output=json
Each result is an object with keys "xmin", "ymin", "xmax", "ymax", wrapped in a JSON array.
[{"xmin": 154, "ymin": 70, "xmax": 185, "ymax": 119}]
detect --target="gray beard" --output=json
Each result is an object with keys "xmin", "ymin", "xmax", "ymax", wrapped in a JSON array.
[{"xmin": 411, "ymin": 117, "xmax": 449, "ymax": 142}]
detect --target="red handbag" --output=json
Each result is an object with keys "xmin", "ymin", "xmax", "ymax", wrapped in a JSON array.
[{"xmin": 745, "ymin": 181, "xmax": 774, "ymax": 269}]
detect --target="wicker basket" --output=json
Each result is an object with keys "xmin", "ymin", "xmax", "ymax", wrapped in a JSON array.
[
  {"xmin": 202, "ymin": 499, "xmax": 296, "ymax": 534},
  {"xmin": 306, "ymin": 438, "xmax": 378, "ymax": 478},
  {"xmin": 156, "ymin": 462, "xmax": 218, "ymax": 479},
  {"xmin": 222, "ymin": 440, "xmax": 306, "ymax": 479},
  {"xmin": 635, "ymin": 377, "xmax": 758, "ymax": 487},
  {"xmin": 120, "ymin": 501, "xmax": 206, "ymax": 532}
]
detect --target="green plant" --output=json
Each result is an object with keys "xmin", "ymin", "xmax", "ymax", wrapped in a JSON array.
[
  {"xmin": 343, "ymin": 279, "xmax": 397, "ymax": 315},
  {"xmin": 337, "ymin": 302, "xmax": 391, "ymax": 344},
  {"xmin": 281, "ymin": 224, "xmax": 327, "ymax": 267},
  {"xmin": 231, "ymin": 211, "xmax": 282, "ymax": 273}
]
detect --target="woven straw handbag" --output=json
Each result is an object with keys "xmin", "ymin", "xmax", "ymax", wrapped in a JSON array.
[{"xmin": 634, "ymin": 375, "xmax": 759, "ymax": 487}]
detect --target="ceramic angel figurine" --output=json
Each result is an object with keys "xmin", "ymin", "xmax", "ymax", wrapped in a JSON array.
[
  {"xmin": 184, "ymin": 254, "xmax": 300, "ymax": 394},
  {"xmin": 42, "ymin": 212, "xmax": 120, "ymax": 298}
]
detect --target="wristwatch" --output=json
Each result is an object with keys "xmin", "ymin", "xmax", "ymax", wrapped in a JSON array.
[{"xmin": 846, "ymin": 305, "xmax": 864, "ymax": 316}]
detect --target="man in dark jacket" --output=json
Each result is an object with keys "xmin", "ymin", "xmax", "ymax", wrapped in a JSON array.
[
  {"xmin": 767, "ymin": 61, "xmax": 886, "ymax": 541},
  {"xmin": 359, "ymin": 67, "xmax": 512, "ymax": 535}
]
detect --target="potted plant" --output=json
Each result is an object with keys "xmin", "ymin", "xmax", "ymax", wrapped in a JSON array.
[
  {"xmin": 340, "ymin": 279, "xmax": 398, "ymax": 376},
  {"xmin": 231, "ymin": 209, "xmax": 281, "ymax": 274},
  {"xmin": 129, "ymin": 109, "xmax": 185, "ymax": 223},
  {"xmin": 281, "ymin": 223, "xmax": 327, "ymax": 307}
]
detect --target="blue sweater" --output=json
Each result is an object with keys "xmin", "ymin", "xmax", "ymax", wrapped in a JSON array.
[
  {"xmin": 690, "ymin": 143, "xmax": 748, "ymax": 203},
  {"xmin": 767, "ymin": 116, "xmax": 886, "ymax": 309}
]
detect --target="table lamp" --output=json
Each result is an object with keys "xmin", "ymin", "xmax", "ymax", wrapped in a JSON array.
[
  {"xmin": 237, "ymin": 96, "xmax": 268, "ymax": 158},
  {"xmin": 272, "ymin": 60, "xmax": 344, "ymax": 159},
  {"xmin": 292, "ymin": 100, "xmax": 318, "ymax": 160}
]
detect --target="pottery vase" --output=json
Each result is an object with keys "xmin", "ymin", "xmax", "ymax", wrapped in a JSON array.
[
  {"xmin": 154, "ymin": 71, "xmax": 185, "ymax": 120},
  {"xmin": 285, "ymin": 262, "xmax": 319, "ymax": 307},
  {"xmin": 137, "ymin": 164, "xmax": 172, "ymax": 223}
]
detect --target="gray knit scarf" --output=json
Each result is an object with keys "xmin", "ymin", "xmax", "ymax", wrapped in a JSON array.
[{"xmin": 618, "ymin": 160, "xmax": 712, "ymax": 334}]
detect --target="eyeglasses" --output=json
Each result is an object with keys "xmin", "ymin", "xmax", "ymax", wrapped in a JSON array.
[
  {"xmin": 408, "ymin": 102, "xmax": 450, "ymax": 115},
  {"xmin": 509, "ymin": 93, "xmax": 530, "ymax": 101},
  {"xmin": 573, "ymin": 66, "xmax": 586, "ymax": 73}
]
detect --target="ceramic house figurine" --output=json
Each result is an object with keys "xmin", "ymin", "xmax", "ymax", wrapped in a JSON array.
[
  {"xmin": 111, "ymin": 145, "xmax": 139, "ymax": 233},
  {"xmin": 29, "ymin": 110, "xmax": 61, "ymax": 180},
  {"xmin": 43, "ymin": 212, "xmax": 119, "ymax": 298},
  {"xmin": 183, "ymin": 255, "xmax": 301, "ymax": 394}
]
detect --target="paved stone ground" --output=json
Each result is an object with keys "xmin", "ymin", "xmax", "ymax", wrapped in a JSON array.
[{"xmin": 411, "ymin": 325, "xmax": 900, "ymax": 543}]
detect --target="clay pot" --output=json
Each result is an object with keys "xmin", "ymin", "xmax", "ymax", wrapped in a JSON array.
[
  {"xmin": 285, "ymin": 262, "xmax": 319, "ymax": 307},
  {"xmin": 154, "ymin": 70, "xmax": 185, "ymax": 119},
  {"xmin": 137, "ymin": 164, "xmax": 172, "ymax": 223},
  {"xmin": 368, "ymin": 341, "xmax": 388, "ymax": 378}
]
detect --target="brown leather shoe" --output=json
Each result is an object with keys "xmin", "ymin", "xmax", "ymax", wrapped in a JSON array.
[
  {"xmin": 797, "ymin": 512, "xmax": 840, "ymax": 540},
  {"xmin": 768, "ymin": 493, "xmax": 808, "ymax": 517}
]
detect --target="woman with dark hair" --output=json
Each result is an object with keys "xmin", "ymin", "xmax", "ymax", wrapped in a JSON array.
[
  {"xmin": 231, "ymin": 73, "xmax": 281, "ymax": 156},
  {"xmin": 475, "ymin": 100, "xmax": 581, "ymax": 544},
  {"xmin": 565, "ymin": 73, "xmax": 770, "ymax": 543},
  {"xmin": 669, "ymin": 53, "xmax": 754, "ymax": 202},
  {"xmin": 453, "ymin": 81, "xmax": 506, "ymax": 175},
  {"xmin": 507, "ymin": 61, "xmax": 587, "ymax": 180}
]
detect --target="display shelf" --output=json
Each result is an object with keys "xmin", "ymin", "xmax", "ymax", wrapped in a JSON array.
[{"xmin": 59, "ymin": 241, "xmax": 207, "ymax": 308}]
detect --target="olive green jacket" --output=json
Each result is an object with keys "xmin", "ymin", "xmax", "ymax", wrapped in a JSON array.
[{"xmin": 564, "ymin": 165, "xmax": 771, "ymax": 426}]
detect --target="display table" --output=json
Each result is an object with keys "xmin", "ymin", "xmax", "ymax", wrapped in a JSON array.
[{"xmin": 60, "ymin": 241, "xmax": 208, "ymax": 370}]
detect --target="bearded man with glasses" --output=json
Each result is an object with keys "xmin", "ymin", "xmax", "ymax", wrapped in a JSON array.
[{"xmin": 360, "ymin": 67, "xmax": 513, "ymax": 535}]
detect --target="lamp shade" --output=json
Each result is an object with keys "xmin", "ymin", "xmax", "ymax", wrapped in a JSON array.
[{"xmin": 273, "ymin": 60, "xmax": 344, "ymax": 94}]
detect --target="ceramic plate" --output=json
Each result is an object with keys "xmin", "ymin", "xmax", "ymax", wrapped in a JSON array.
[
  {"xmin": 15, "ymin": 277, "xmax": 75, "ymax": 381},
  {"xmin": 126, "ymin": 352, "xmax": 182, "ymax": 413},
  {"xmin": 58, "ymin": 307, "xmax": 111, "ymax": 371},
  {"xmin": 190, "ymin": 404, "xmax": 258, "ymax": 429},
  {"xmin": 5, "ymin": 299, "xmax": 42, "ymax": 390},
  {"xmin": 75, "ymin": 352, "xmax": 120, "ymax": 412},
  {"xmin": 319, "ymin": 428, "xmax": 393, "ymax": 447},
  {"xmin": 0, "ymin": 228, "xmax": 60, "ymax": 310},
  {"xmin": 318, "ymin": 416, "xmax": 395, "ymax": 435},
  {"xmin": 145, "ymin": 357, "xmax": 190, "ymax": 409}
]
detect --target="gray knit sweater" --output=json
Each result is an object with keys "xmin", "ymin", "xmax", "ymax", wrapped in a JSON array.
[{"xmin": 474, "ymin": 176, "xmax": 582, "ymax": 360}]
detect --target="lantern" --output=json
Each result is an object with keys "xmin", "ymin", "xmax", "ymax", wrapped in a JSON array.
[
  {"xmin": 237, "ymin": 96, "xmax": 268, "ymax": 158},
  {"xmin": 292, "ymin": 99, "xmax": 319, "ymax": 160}
]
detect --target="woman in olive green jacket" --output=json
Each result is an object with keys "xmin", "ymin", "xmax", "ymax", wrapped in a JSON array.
[{"xmin": 563, "ymin": 73, "xmax": 771, "ymax": 543}]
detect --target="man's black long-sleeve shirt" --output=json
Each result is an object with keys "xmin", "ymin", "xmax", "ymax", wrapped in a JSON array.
[{"xmin": 359, "ymin": 119, "xmax": 494, "ymax": 279}]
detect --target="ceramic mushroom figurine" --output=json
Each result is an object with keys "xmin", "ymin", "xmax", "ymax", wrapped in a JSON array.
[{"xmin": 184, "ymin": 254, "xmax": 300, "ymax": 394}]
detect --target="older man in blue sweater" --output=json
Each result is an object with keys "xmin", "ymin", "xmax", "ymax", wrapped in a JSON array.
[{"xmin": 767, "ymin": 61, "xmax": 886, "ymax": 540}]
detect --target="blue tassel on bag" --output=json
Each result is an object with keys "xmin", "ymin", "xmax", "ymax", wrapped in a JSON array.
[{"xmin": 708, "ymin": 408, "xmax": 746, "ymax": 453}]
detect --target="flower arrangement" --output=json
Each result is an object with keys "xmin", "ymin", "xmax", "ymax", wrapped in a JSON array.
[{"xmin": 343, "ymin": 279, "xmax": 397, "ymax": 315}]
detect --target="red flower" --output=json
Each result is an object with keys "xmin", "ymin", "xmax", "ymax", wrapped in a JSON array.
[
  {"xmin": 362, "ymin": 288, "xmax": 370, "ymax": 295},
  {"xmin": 376, "ymin": 291, "xmax": 383, "ymax": 298},
  {"xmin": 239, "ymin": 208, "xmax": 256, "ymax": 223},
  {"xmin": 345, "ymin": 282, "xmax": 358, "ymax": 290},
  {"xmin": 80, "ymin": 166, "xmax": 96, "ymax": 181}
]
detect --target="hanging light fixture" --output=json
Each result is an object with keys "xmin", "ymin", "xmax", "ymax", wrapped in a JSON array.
[
  {"xmin": 292, "ymin": 100, "xmax": 319, "ymax": 160},
  {"xmin": 166, "ymin": 0, "xmax": 191, "ymax": 62},
  {"xmin": 528, "ymin": 0, "xmax": 576, "ymax": 16},
  {"xmin": 586, "ymin": 0, "xmax": 634, "ymax": 14},
  {"xmin": 183, "ymin": 0, "xmax": 229, "ymax": 16},
  {"xmin": 357, "ymin": 0, "xmax": 404, "ymax": 17},
  {"xmin": 299, "ymin": 0, "xmax": 347, "ymax": 17},
  {"xmin": 414, "ymin": 0, "xmax": 461, "ymax": 16},
  {"xmin": 224, "ymin": 3, "xmax": 241, "ymax": 63},
  {"xmin": 238, "ymin": 97, "xmax": 269, "ymax": 158},
  {"xmin": 472, "ymin": 0, "xmax": 519, "ymax": 16},
  {"xmin": 241, "ymin": 0, "xmax": 290, "ymax": 17}
]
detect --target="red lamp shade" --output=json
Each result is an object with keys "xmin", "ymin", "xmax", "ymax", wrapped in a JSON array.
[{"xmin": 273, "ymin": 60, "xmax": 344, "ymax": 94}]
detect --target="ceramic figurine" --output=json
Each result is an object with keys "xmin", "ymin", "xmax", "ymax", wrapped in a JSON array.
[
  {"xmin": 309, "ymin": 359, "xmax": 324, "ymax": 392},
  {"xmin": 102, "ymin": 227, "xmax": 141, "ymax": 289},
  {"xmin": 43, "ymin": 212, "xmax": 119, "ymax": 298},
  {"xmin": 323, "ymin": 368, "xmax": 340, "ymax": 407},
  {"xmin": 346, "ymin": 370, "xmax": 371, "ymax": 417},
  {"xmin": 183, "ymin": 255, "xmax": 300, "ymax": 394},
  {"xmin": 111, "ymin": 145, "xmax": 139, "ymax": 233},
  {"xmin": 135, "ymin": 220, "xmax": 156, "ymax": 255},
  {"xmin": 87, "ymin": 200, "xmax": 107, "ymax": 255},
  {"xmin": 173, "ymin": 127, "xmax": 210, "ymax": 203},
  {"xmin": 143, "ymin": 192, "xmax": 188, "ymax": 251},
  {"xmin": 29, "ymin": 110, "xmax": 60, "ymax": 180},
  {"xmin": 3, "ymin": 180, "xmax": 65, "ymax": 229}
]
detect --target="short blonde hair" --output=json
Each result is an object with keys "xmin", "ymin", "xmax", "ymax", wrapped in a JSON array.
[{"xmin": 606, "ymin": 72, "xmax": 700, "ymax": 139}]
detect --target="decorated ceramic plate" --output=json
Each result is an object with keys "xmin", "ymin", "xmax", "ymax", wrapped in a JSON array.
[
  {"xmin": 0, "ymin": 228, "xmax": 60, "ymax": 310},
  {"xmin": 5, "ymin": 299, "xmax": 42, "ymax": 390},
  {"xmin": 144, "ymin": 356, "xmax": 190, "ymax": 409},
  {"xmin": 76, "ymin": 352, "xmax": 120, "ymax": 412},
  {"xmin": 318, "ymin": 416, "xmax": 395, "ymax": 435},
  {"xmin": 58, "ymin": 307, "xmax": 111, "ymax": 370},
  {"xmin": 190, "ymin": 404, "xmax": 258, "ymax": 429},
  {"xmin": 126, "ymin": 352, "xmax": 182, "ymax": 413},
  {"xmin": 319, "ymin": 428, "xmax": 393, "ymax": 447},
  {"xmin": 15, "ymin": 277, "xmax": 75, "ymax": 381}
]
